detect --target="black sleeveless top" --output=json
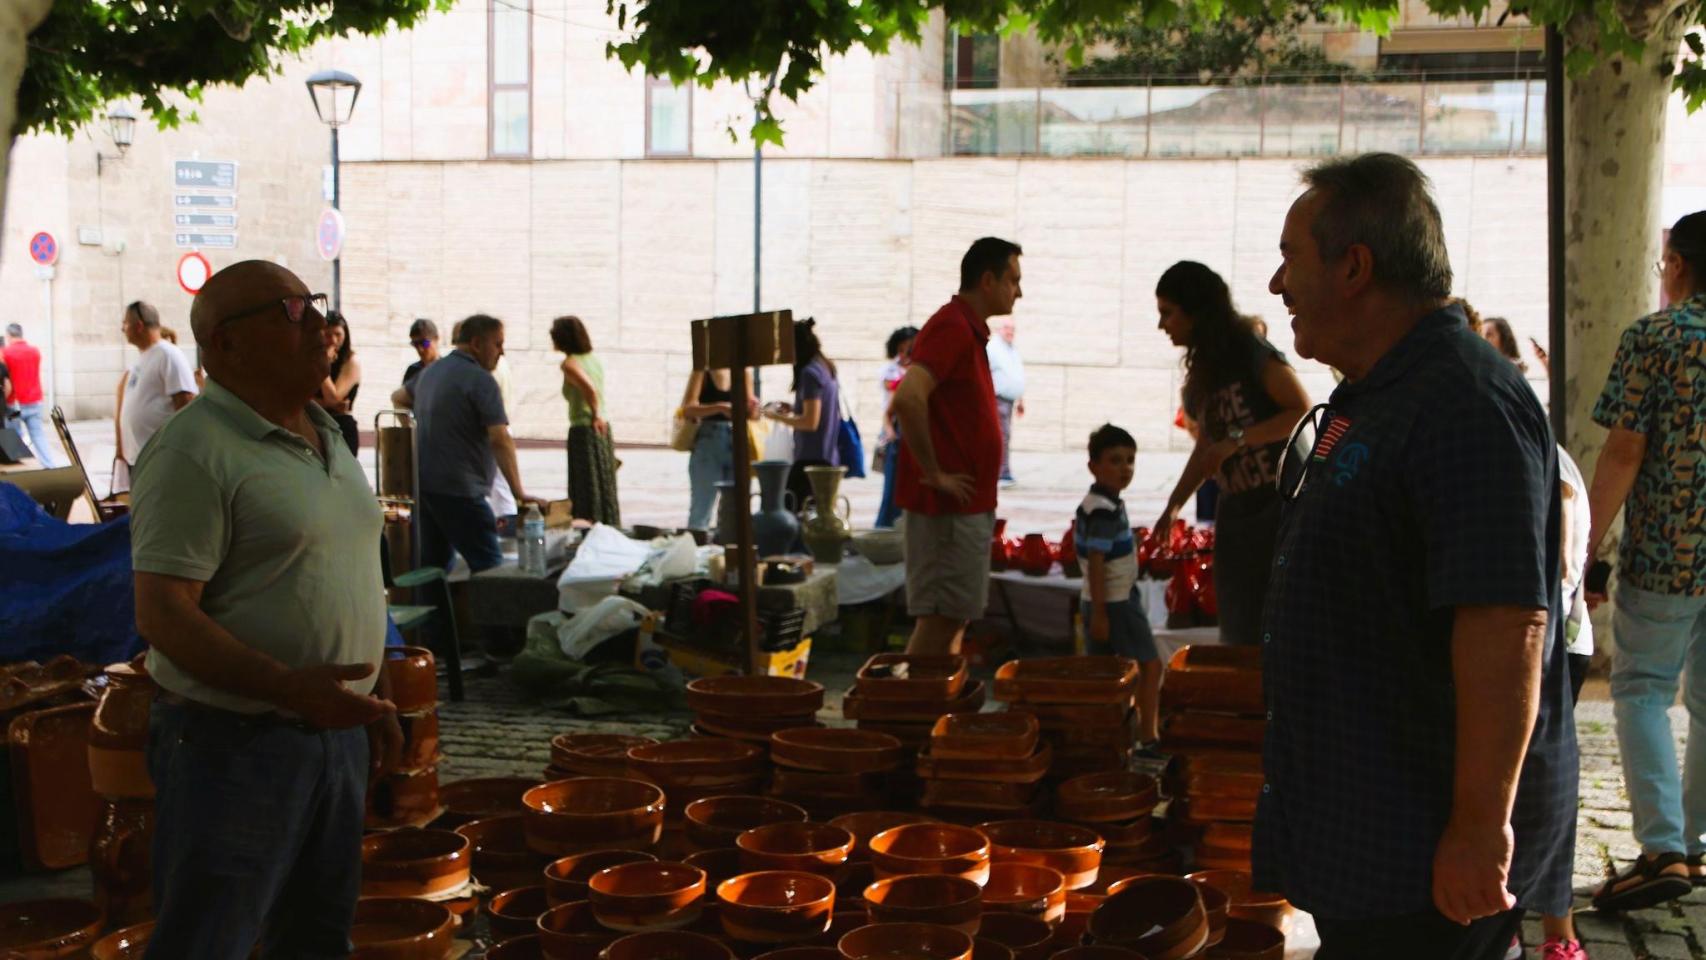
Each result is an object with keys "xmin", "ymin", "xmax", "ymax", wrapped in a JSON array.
[{"xmin": 698, "ymin": 375, "xmax": 732, "ymax": 422}]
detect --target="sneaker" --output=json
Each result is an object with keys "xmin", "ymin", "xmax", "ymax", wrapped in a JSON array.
[
  {"xmin": 1592, "ymin": 851, "xmax": 1693, "ymax": 912},
  {"xmin": 1000, "ymin": 477, "xmax": 1018, "ymax": 489},
  {"xmin": 1540, "ymin": 938, "xmax": 1588, "ymax": 960}
]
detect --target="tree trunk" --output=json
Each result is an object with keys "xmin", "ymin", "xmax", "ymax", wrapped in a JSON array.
[{"xmin": 0, "ymin": 0, "xmax": 52, "ymax": 262}]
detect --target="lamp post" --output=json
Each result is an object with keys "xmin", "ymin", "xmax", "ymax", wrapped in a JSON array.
[
  {"xmin": 305, "ymin": 69, "xmax": 362, "ymax": 310},
  {"xmin": 97, "ymin": 104, "xmax": 136, "ymax": 175}
]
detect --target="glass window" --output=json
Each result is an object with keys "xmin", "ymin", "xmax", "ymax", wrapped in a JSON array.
[
  {"xmin": 492, "ymin": 89, "xmax": 530, "ymax": 156},
  {"xmin": 492, "ymin": 1, "xmax": 530, "ymax": 85},
  {"xmin": 489, "ymin": 0, "xmax": 530, "ymax": 156},
  {"xmin": 647, "ymin": 76, "xmax": 691, "ymax": 156}
]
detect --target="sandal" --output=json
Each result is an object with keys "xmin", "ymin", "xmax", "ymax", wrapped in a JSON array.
[
  {"xmin": 1592, "ymin": 851, "xmax": 1692, "ymax": 912},
  {"xmin": 1688, "ymin": 852, "xmax": 1706, "ymax": 887}
]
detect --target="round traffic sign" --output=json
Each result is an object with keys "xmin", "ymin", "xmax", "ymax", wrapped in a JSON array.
[
  {"xmin": 177, "ymin": 252, "xmax": 212, "ymax": 295},
  {"xmin": 28, "ymin": 232, "xmax": 57, "ymax": 266},
  {"xmin": 316, "ymin": 208, "xmax": 346, "ymax": 261}
]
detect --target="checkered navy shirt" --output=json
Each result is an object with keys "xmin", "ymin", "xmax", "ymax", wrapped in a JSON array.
[{"xmin": 1253, "ymin": 304, "xmax": 1578, "ymax": 919}]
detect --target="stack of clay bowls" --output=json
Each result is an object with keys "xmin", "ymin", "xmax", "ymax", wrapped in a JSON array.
[
  {"xmin": 1159, "ymin": 645, "xmax": 1264, "ymax": 873},
  {"xmin": 841, "ymin": 653, "xmax": 979, "ymax": 751},
  {"xmin": 627, "ymin": 738, "xmax": 768, "ymax": 827},
  {"xmin": 522, "ymin": 776, "xmax": 667, "ymax": 859},
  {"xmin": 87, "ymin": 659, "xmax": 158, "ymax": 928},
  {"xmin": 359, "ymin": 828, "xmax": 475, "ymax": 922},
  {"xmin": 1055, "ymin": 772, "xmax": 1167, "ymax": 872},
  {"xmin": 367, "ymin": 646, "xmax": 443, "ymax": 829},
  {"xmin": 1186, "ymin": 869, "xmax": 1293, "ymax": 942},
  {"xmin": 767, "ymin": 727, "xmax": 907, "ymax": 818},
  {"xmin": 685, "ymin": 676, "xmax": 826, "ymax": 746},
  {"xmin": 1084, "ymin": 876, "xmax": 1210, "ymax": 959},
  {"xmin": 915, "ymin": 712, "xmax": 1050, "ymax": 823},
  {"xmin": 349, "ymin": 897, "xmax": 457, "ymax": 960},
  {"xmin": 547, "ymin": 733, "xmax": 658, "ymax": 781},
  {"xmin": 994, "ymin": 656, "xmax": 1140, "ymax": 778}
]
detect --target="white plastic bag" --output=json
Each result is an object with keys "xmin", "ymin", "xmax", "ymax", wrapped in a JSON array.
[
  {"xmin": 762, "ymin": 423, "xmax": 794, "ymax": 462},
  {"xmin": 557, "ymin": 595, "xmax": 651, "ymax": 660}
]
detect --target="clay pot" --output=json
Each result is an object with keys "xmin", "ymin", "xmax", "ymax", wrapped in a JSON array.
[
  {"xmin": 694, "ymin": 713, "xmax": 823, "ymax": 744},
  {"xmin": 717, "ymin": 870, "xmax": 836, "ymax": 943},
  {"xmin": 684, "ymin": 796, "xmax": 808, "ymax": 851},
  {"xmin": 978, "ymin": 821, "xmax": 1105, "ymax": 891},
  {"xmin": 929, "ymin": 712, "xmax": 1038, "ymax": 761},
  {"xmin": 682, "ymin": 848, "xmax": 744, "ymax": 889},
  {"xmin": 752, "ymin": 949, "xmax": 842, "ymax": 960},
  {"xmin": 367, "ymin": 767, "xmax": 441, "ymax": 829},
  {"xmin": 599, "ymin": 930, "xmax": 735, "ymax": 960},
  {"xmin": 396, "ymin": 711, "xmax": 441, "ymax": 773},
  {"xmin": 973, "ymin": 940, "xmax": 1014, "ymax": 960},
  {"xmin": 522, "ymin": 778, "xmax": 666, "ymax": 857},
  {"xmin": 361, "ymin": 829, "xmax": 471, "ymax": 898},
  {"xmin": 842, "ymin": 680, "xmax": 986, "ymax": 724},
  {"xmin": 837, "ymin": 922, "xmax": 974, "ymax": 960},
  {"xmin": 90, "ymin": 920, "xmax": 153, "ymax": 960},
  {"xmin": 438, "ymin": 776, "xmax": 542, "ymax": 828},
  {"xmin": 991, "ymin": 657, "xmax": 1138, "ymax": 705},
  {"xmin": 487, "ymin": 935, "xmax": 545, "ymax": 960},
  {"xmin": 587, "ymin": 860, "xmax": 707, "ymax": 931},
  {"xmin": 1055, "ymin": 773, "xmax": 1160, "ymax": 824},
  {"xmin": 1015, "ymin": 534, "xmax": 1053, "ymax": 577},
  {"xmin": 382, "ymin": 646, "xmax": 438, "ymax": 713},
  {"xmin": 974, "ymin": 913, "xmax": 1053, "ymax": 960},
  {"xmin": 536, "ymin": 900, "xmax": 617, "ymax": 960},
  {"xmin": 552, "ymin": 735, "xmax": 660, "ymax": 779},
  {"xmin": 11, "ymin": 701, "xmax": 100, "ymax": 871},
  {"xmin": 0, "ymin": 898, "xmax": 104, "ymax": 958},
  {"xmin": 1160, "ymin": 646, "xmax": 1262, "ymax": 717},
  {"xmin": 1194, "ymin": 882, "xmax": 1230, "ymax": 946},
  {"xmin": 88, "ymin": 663, "xmax": 155, "ymax": 799},
  {"xmin": 457, "ymin": 814, "xmax": 551, "ymax": 892},
  {"xmin": 1184, "ymin": 871, "xmax": 1291, "ymax": 934},
  {"xmin": 685, "ymin": 676, "xmax": 826, "ymax": 718},
  {"xmin": 89, "ymin": 797, "xmax": 153, "ymax": 928},
  {"xmin": 827, "ymin": 812, "xmax": 937, "ymax": 862},
  {"xmin": 349, "ymin": 897, "xmax": 456, "ymax": 960},
  {"xmin": 489, "ymin": 886, "xmax": 553, "ymax": 940},
  {"xmin": 546, "ymin": 850, "xmax": 658, "ymax": 906},
  {"xmin": 1205, "ymin": 917, "xmax": 1283, "ymax": 959},
  {"xmin": 867, "ymin": 822, "xmax": 991, "ymax": 885},
  {"xmin": 854, "ymin": 654, "xmax": 969, "ymax": 701},
  {"xmin": 980, "ymin": 863, "xmax": 1066, "ymax": 925},
  {"xmin": 990, "ymin": 525, "xmax": 1011, "ymax": 572},
  {"xmin": 1087, "ymin": 877, "xmax": 1206, "ymax": 960},
  {"xmin": 737, "ymin": 822, "xmax": 855, "ymax": 876},
  {"xmin": 769, "ymin": 729, "xmax": 904, "ymax": 774},
  {"xmin": 861, "ymin": 873, "xmax": 981, "ymax": 935},
  {"xmin": 627, "ymin": 740, "xmax": 766, "ymax": 790}
]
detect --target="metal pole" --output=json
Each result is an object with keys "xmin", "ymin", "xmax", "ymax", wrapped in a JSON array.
[
  {"xmin": 1546, "ymin": 25, "xmax": 1567, "ymax": 441},
  {"xmin": 331, "ymin": 126, "xmax": 342, "ymax": 311},
  {"xmin": 752, "ymin": 130, "xmax": 763, "ymax": 397},
  {"xmin": 732, "ymin": 317, "xmax": 761, "ymax": 675}
]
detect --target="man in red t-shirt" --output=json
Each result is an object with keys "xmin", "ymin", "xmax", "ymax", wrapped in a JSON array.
[
  {"xmin": 892, "ymin": 237, "xmax": 1023, "ymax": 654},
  {"xmin": 3, "ymin": 323, "xmax": 59, "ymax": 466}
]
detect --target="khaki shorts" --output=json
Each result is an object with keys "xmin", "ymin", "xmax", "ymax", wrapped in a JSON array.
[{"xmin": 903, "ymin": 510, "xmax": 996, "ymax": 623}]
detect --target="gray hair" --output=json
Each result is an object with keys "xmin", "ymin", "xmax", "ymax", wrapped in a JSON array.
[
  {"xmin": 1300, "ymin": 153, "xmax": 1453, "ymax": 304},
  {"xmin": 5, "ymin": 324, "xmax": 21, "ymax": 339}
]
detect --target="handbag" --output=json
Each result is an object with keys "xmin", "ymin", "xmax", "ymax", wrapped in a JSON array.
[
  {"xmin": 670, "ymin": 409, "xmax": 697, "ymax": 452},
  {"xmin": 837, "ymin": 398, "xmax": 866, "ymax": 480}
]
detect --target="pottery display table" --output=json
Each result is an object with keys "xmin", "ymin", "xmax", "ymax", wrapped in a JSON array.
[
  {"xmin": 466, "ymin": 556, "xmax": 571, "ymax": 655},
  {"xmin": 983, "ymin": 568, "xmax": 1083, "ymax": 651}
]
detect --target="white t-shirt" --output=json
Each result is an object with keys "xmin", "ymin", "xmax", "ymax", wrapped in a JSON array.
[
  {"xmin": 1558, "ymin": 445, "xmax": 1594, "ymax": 657},
  {"xmin": 120, "ymin": 341, "xmax": 198, "ymax": 465}
]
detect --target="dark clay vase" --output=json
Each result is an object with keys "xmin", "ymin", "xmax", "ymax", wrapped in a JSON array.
[
  {"xmin": 752, "ymin": 461, "xmax": 800, "ymax": 557},
  {"xmin": 88, "ymin": 663, "xmax": 156, "ymax": 800},
  {"xmin": 89, "ymin": 798, "xmax": 154, "ymax": 930}
]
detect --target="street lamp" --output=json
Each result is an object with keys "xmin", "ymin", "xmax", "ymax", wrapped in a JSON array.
[
  {"xmin": 96, "ymin": 104, "xmax": 136, "ymax": 175},
  {"xmin": 306, "ymin": 69, "xmax": 362, "ymax": 310}
]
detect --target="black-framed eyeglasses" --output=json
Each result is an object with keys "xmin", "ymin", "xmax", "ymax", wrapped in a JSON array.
[
  {"xmin": 216, "ymin": 293, "xmax": 329, "ymax": 330},
  {"xmin": 1277, "ymin": 403, "xmax": 1333, "ymax": 502},
  {"xmin": 411, "ymin": 338, "xmax": 433, "ymax": 349}
]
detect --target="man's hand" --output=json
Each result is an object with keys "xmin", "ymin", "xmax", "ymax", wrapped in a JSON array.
[
  {"xmin": 923, "ymin": 470, "xmax": 975, "ymax": 505},
  {"xmin": 1432, "ymin": 817, "xmax": 1517, "ymax": 924},
  {"xmin": 1090, "ymin": 606, "xmax": 1109, "ymax": 644},
  {"xmin": 368, "ymin": 711, "xmax": 404, "ymax": 783},
  {"xmin": 275, "ymin": 663, "xmax": 393, "ymax": 730}
]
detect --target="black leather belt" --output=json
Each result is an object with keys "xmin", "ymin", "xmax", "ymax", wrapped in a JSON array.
[{"xmin": 158, "ymin": 692, "xmax": 319, "ymax": 732}]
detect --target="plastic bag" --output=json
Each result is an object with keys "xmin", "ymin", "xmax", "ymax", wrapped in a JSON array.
[
  {"xmin": 556, "ymin": 595, "xmax": 652, "ymax": 660},
  {"xmin": 762, "ymin": 424, "xmax": 794, "ymax": 462}
]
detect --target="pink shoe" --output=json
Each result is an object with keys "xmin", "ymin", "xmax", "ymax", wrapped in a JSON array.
[{"xmin": 1540, "ymin": 939, "xmax": 1588, "ymax": 960}]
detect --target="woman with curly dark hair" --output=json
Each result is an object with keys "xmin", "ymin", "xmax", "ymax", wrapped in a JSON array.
[
  {"xmin": 551, "ymin": 315, "xmax": 620, "ymax": 526},
  {"xmin": 318, "ymin": 311, "xmax": 362, "ymax": 457},
  {"xmin": 1148, "ymin": 261, "xmax": 1310, "ymax": 644}
]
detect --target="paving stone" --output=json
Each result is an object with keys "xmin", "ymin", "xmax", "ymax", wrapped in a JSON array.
[{"xmin": 1644, "ymin": 931, "xmax": 1696, "ymax": 959}]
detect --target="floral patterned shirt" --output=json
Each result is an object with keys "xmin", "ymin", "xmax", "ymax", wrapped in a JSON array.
[{"xmin": 1592, "ymin": 293, "xmax": 1706, "ymax": 596}]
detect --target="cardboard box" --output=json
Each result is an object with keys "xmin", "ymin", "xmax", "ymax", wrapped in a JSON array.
[
  {"xmin": 635, "ymin": 615, "xmax": 812, "ymax": 679},
  {"xmin": 543, "ymin": 499, "xmax": 575, "ymax": 527}
]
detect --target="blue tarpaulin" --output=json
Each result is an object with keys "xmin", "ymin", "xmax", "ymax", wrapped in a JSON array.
[{"xmin": 0, "ymin": 482, "xmax": 143, "ymax": 666}]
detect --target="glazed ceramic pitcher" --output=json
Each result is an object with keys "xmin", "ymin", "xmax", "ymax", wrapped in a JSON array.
[{"xmin": 800, "ymin": 465, "xmax": 851, "ymax": 564}]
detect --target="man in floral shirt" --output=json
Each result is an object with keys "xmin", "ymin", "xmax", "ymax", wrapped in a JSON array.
[{"xmin": 1586, "ymin": 209, "xmax": 1706, "ymax": 912}]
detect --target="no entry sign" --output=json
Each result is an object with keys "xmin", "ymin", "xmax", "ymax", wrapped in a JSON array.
[
  {"xmin": 177, "ymin": 252, "xmax": 212, "ymax": 295},
  {"xmin": 317, "ymin": 208, "xmax": 346, "ymax": 261},
  {"xmin": 28, "ymin": 232, "xmax": 57, "ymax": 266}
]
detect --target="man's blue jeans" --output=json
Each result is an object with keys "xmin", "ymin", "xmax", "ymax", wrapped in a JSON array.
[
  {"xmin": 11, "ymin": 401, "xmax": 58, "ymax": 467},
  {"xmin": 144, "ymin": 699, "xmax": 368, "ymax": 959},
  {"xmin": 419, "ymin": 491, "xmax": 504, "ymax": 574},
  {"xmin": 1611, "ymin": 584, "xmax": 1706, "ymax": 857}
]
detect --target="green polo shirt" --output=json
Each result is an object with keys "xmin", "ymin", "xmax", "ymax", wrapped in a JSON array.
[{"xmin": 130, "ymin": 377, "xmax": 386, "ymax": 714}]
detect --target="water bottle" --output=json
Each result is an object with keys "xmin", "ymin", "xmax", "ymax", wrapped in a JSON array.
[{"xmin": 522, "ymin": 504, "xmax": 548, "ymax": 577}]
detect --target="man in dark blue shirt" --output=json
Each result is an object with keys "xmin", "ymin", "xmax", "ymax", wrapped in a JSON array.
[{"xmin": 1257, "ymin": 153, "xmax": 1576, "ymax": 959}]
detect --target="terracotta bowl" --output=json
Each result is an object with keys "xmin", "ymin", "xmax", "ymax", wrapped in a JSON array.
[
  {"xmin": 769, "ymin": 729, "xmax": 905, "ymax": 774},
  {"xmin": 1184, "ymin": 871, "xmax": 1291, "ymax": 934},
  {"xmin": 0, "ymin": 898, "xmax": 104, "ymax": 957},
  {"xmin": 487, "ymin": 935, "xmax": 544, "ymax": 960},
  {"xmin": 382, "ymin": 645, "xmax": 438, "ymax": 713},
  {"xmin": 717, "ymin": 870, "xmax": 837, "ymax": 943},
  {"xmin": 488, "ymin": 886, "xmax": 553, "ymax": 940},
  {"xmin": 523, "ymin": 778, "xmax": 666, "ymax": 857},
  {"xmin": 829, "ymin": 812, "xmax": 937, "ymax": 862},
  {"xmin": 1206, "ymin": 917, "xmax": 1284, "ymax": 959},
  {"xmin": 598, "ymin": 930, "xmax": 736, "ymax": 960},
  {"xmin": 552, "ymin": 734, "xmax": 660, "ymax": 779},
  {"xmin": 684, "ymin": 795, "xmax": 809, "ymax": 850},
  {"xmin": 90, "ymin": 921, "xmax": 153, "ymax": 960},
  {"xmin": 1192, "ymin": 882, "xmax": 1230, "ymax": 946},
  {"xmin": 837, "ymin": 922, "xmax": 974, "ymax": 960},
  {"xmin": 1081, "ymin": 867, "xmax": 1156, "ymax": 898},
  {"xmin": 974, "ymin": 913, "xmax": 1053, "ymax": 960},
  {"xmin": 1087, "ymin": 877, "xmax": 1206, "ymax": 959},
  {"xmin": 628, "ymin": 740, "xmax": 766, "ymax": 789},
  {"xmin": 861, "ymin": 873, "xmax": 982, "ymax": 935},
  {"xmin": 683, "ymin": 847, "xmax": 745, "ymax": 888},
  {"xmin": 867, "ymin": 822, "xmax": 991, "ymax": 885},
  {"xmin": 978, "ymin": 820, "xmax": 1104, "ymax": 890},
  {"xmin": 1055, "ymin": 773, "xmax": 1160, "ymax": 824},
  {"xmin": 457, "ymin": 813, "xmax": 552, "ymax": 891},
  {"xmin": 685, "ymin": 676, "xmax": 826, "ymax": 718},
  {"xmin": 929, "ymin": 712, "xmax": 1039, "ymax": 760},
  {"xmin": 360, "ymin": 828, "xmax": 471, "ymax": 898},
  {"xmin": 367, "ymin": 767, "xmax": 441, "ymax": 829},
  {"xmin": 854, "ymin": 654, "xmax": 969, "ymax": 701},
  {"xmin": 1050, "ymin": 948, "xmax": 1148, "ymax": 960},
  {"xmin": 439, "ymin": 776, "xmax": 543, "ymax": 828},
  {"xmin": 587, "ymin": 860, "xmax": 707, "ymax": 932},
  {"xmin": 695, "ymin": 712, "xmax": 822, "ymax": 743},
  {"xmin": 752, "ymin": 948, "xmax": 842, "ymax": 960},
  {"xmin": 973, "ymin": 939, "xmax": 1015, "ymax": 960},
  {"xmin": 349, "ymin": 897, "xmax": 456, "ymax": 960},
  {"xmin": 536, "ymin": 900, "xmax": 618, "ymax": 960},
  {"xmin": 980, "ymin": 863, "xmax": 1067, "ymax": 925},
  {"xmin": 737, "ymin": 822, "xmax": 856, "ymax": 876},
  {"xmin": 546, "ymin": 850, "xmax": 658, "ymax": 906}
]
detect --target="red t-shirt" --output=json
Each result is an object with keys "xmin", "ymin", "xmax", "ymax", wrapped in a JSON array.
[
  {"xmin": 895, "ymin": 297, "xmax": 1002, "ymax": 515},
  {"xmin": 2, "ymin": 341, "xmax": 43, "ymax": 405}
]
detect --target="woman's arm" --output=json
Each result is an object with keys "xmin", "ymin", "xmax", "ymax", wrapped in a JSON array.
[
  {"xmin": 561, "ymin": 356, "xmax": 608, "ymax": 434},
  {"xmin": 1246, "ymin": 357, "xmax": 1311, "ymax": 445},
  {"xmin": 765, "ymin": 397, "xmax": 822, "ymax": 432},
  {"xmin": 323, "ymin": 355, "xmax": 362, "ymax": 405},
  {"xmin": 680, "ymin": 369, "xmax": 733, "ymax": 419}
]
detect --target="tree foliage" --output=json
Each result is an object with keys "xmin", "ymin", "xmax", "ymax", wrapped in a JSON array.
[
  {"xmin": 1066, "ymin": 0, "xmax": 1359, "ymax": 83},
  {"xmin": 19, "ymin": 1, "xmax": 450, "ymax": 138}
]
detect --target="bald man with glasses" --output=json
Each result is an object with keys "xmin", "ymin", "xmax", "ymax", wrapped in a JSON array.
[{"xmin": 130, "ymin": 260, "xmax": 402, "ymax": 958}]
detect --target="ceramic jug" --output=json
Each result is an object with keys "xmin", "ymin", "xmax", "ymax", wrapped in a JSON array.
[
  {"xmin": 990, "ymin": 518, "xmax": 1011, "ymax": 572},
  {"xmin": 1017, "ymin": 533, "xmax": 1054, "ymax": 577},
  {"xmin": 752, "ymin": 460, "xmax": 800, "ymax": 557},
  {"xmin": 90, "ymin": 798, "xmax": 154, "ymax": 928},
  {"xmin": 89, "ymin": 662, "xmax": 156, "ymax": 800},
  {"xmin": 800, "ymin": 465, "xmax": 852, "ymax": 564}
]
